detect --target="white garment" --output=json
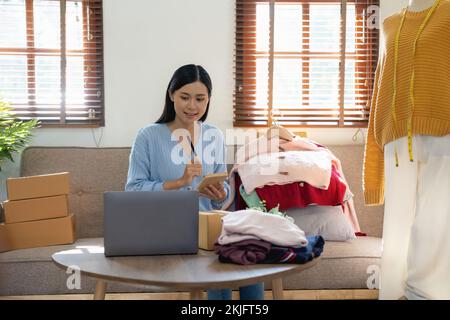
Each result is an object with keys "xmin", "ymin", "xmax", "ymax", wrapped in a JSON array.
[
  {"xmin": 380, "ymin": 134, "xmax": 450, "ymax": 300},
  {"xmin": 237, "ymin": 150, "xmax": 333, "ymax": 194},
  {"xmin": 218, "ymin": 209, "xmax": 308, "ymax": 247}
]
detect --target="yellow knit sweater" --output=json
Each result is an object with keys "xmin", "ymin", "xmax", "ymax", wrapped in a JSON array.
[{"xmin": 363, "ymin": 1, "xmax": 450, "ymax": 206}]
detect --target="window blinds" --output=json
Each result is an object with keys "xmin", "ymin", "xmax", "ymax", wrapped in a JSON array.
[
  {"xmin": 0, "ymin": 0, "xmax": 104, "ymax": 127},
  {"xmin": 234, "ymin": 0, "xmax": 379, "ymax": 127}
]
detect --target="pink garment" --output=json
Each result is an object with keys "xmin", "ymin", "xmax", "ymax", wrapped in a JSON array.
[
  {"xmin": 323, "ymin": 148, "xmax": 361, "ymax": 233},
  {"xmin": 279, "ymin": 136, "xmax": 321, "ymax": 152},
  {"xmin": 237, "ymin": 150, "xmax": 333, "ymax": 194},
  {"xmin": 342, "ymin": 197, "xmax": 361, "ymax": 234}
]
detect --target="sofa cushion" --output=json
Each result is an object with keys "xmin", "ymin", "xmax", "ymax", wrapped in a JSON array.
[
  {"xmin": 0, "ymin": 237, "xmax": 381, "ymax": 295},
  {"xmin": 287, "ymin": 206, "xmax": 356, "ymax": 241},
  {"xmin": 321, "ymin": 236, "xmax": 381, "ymax": 258}
]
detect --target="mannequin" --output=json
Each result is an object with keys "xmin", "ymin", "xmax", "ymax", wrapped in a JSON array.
[
  {"xmin": 408, "ymin": 0, "xmax": 438, "ymax": 11},
  {"xmin": 363, "ymin": 0, "xmax": 450, "ymax": 300}
]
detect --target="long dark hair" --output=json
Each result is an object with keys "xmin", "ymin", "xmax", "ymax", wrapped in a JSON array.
[{"xmin": 156, "ymin": 64, "xmax": 212, "ymax": 123}]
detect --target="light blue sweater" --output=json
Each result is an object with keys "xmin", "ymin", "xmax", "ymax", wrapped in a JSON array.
[{"xmin": 125, "ymin": 122, "xmax": 230, "ymax": 211}]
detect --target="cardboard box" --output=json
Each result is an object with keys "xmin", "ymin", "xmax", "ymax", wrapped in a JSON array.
[
  {"xmin": 0, "ymin": 223, "xmax": 12, "ymax": 252},
  {"xmin": 198, "ymin": 211, "xmax": 226, "ymax": 251},
  {"xmin": 0, "ymin": 214, "xmax": 76, "ymax": 252},
  {"xmin": 6, "ymin": 172, "xmax": 70, "ymax": 201},
  {"xmin": 3, "ymin": 195, "xmax": 69, "ymax": 224}
]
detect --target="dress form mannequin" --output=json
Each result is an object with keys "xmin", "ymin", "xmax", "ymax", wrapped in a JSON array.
[
  {"xmin": 371, "ymin": 0, "xmax": 450, "ymax": 300},
  {"xmin": 408, "ymin": 0, "xmax": 438, "ymax": 11}
]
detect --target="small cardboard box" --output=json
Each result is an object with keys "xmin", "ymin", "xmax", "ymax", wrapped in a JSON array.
[
  {"xmin": 3, "ymin": 195, "xmax": 69, "ymax": 224},
  {"xmin": 198, "ymin": 211, "xmax": 226, "ymax": 251},
  {"xmin": 6, "ymin": 172, "xmax": 70, "ymax": 201},
  {"xmin": 0, "ymin": 214, "xmax": 76, "ymax": 252}
]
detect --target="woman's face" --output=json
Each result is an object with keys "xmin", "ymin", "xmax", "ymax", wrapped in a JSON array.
[{"xmin": 170, "ymin": 81, "xmax": 209, "ymax": 126}]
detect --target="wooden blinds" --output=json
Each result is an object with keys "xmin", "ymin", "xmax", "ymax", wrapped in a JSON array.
[
  {"xmin": 234, "ymin": 0, "xmax": 380, "ymax": 127},
  {"xmin": 0, "ymin": 0, "xmax": 104, "ymax": 127}
]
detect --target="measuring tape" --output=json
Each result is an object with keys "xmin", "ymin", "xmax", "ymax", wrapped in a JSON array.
[{"xmin": 391, "ymin": 0, "xmax": 441, "ymax": 165}]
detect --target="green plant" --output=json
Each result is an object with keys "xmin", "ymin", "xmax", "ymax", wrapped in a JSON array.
[
  {"xmin": 248, "ymin": 200, "xmax": 285, "ymax": 217},
  {"xmin": 0, "ymin": 96, "xmax": 40, "ymax": 171}
]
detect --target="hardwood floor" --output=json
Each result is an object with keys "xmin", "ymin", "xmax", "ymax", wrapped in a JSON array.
[{"xmin": 0, "ymin": 289, "xmax": 379, "ymax": 300}]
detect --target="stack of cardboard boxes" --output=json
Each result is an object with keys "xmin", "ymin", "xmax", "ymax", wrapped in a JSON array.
[{"xmin": 0, "ymin": 172, "xmax": 76, "ymax": 253}]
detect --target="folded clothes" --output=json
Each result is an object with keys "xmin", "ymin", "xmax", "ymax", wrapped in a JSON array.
[{"xmin": 215, "ymin": 236, "xmax": 325, "ymax": 265}]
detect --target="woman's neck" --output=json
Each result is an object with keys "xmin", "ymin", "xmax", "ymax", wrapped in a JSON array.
[
  {"xmin": 167, "ymin": 119, "xmax": 200, "ymax": 142},
  {"xmin": 168, "ymin": 119, "xmax": 196, "ymax": 131},
  {"xmin": 408, "ymin": 0, "xmax": 438, "ymax": 12}
]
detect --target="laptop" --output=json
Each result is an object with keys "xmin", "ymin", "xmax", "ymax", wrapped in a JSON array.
[{"xmin": 103, "ymin": 191, "xmax": 199, "ymax": 257}]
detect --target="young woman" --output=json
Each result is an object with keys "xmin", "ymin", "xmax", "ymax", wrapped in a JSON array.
[{"xmin": 125, "ymin": 64, "xmax": 264, "ymax": 300}]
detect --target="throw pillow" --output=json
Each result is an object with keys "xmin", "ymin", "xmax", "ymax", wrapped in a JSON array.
[{"xmin": 286, "ymin": 205, "xmax": 356, "ymax": 241}]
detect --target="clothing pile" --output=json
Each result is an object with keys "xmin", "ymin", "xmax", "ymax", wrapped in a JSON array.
[
  {"xmin": 220, "ymin": 127, "xmax": 364, "ymax": 237},
  {"xmin": 214, "ymin": 209, "xmax": 324, "ymax": 265}
]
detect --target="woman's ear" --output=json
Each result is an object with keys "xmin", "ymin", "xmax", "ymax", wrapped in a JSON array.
[{"xmin": 169, "ymin": 92, "xmax": 174, "ymax": 102}]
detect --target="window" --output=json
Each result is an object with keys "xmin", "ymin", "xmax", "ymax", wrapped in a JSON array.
[
  {"xmin": 0, "ymin": 0, "xmax": 104, "ymax": 127},
  {"xmin": 234, "ymin": 0, "xmax": 379, "ymax": 127}
]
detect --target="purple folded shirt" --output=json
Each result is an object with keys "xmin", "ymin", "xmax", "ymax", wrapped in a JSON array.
[{"xmin": 214, "ymin": 239, "xmax": 271, "ymax": 265}]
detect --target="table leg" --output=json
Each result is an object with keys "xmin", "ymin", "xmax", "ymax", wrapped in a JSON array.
[
  {"xmin": 94, "ymin": 280, "xmax": 107, "ymax": 300},
  {"xmin": 190, "ymin": 289, "xmax": 204, "ymax": 300},
  {"xmin": 271, "ymin": 278, "xmax": 284, "ymax": 300}
]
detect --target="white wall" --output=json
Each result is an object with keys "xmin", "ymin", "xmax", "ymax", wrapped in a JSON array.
[{"xmin": 0, "ymin": 0, "xmax": 408, "ymax": 200}]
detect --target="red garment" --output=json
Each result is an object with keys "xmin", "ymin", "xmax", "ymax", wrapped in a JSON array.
[{"xmin": 254, "ymin": 166, "xmax": 347, "ymax": 211}]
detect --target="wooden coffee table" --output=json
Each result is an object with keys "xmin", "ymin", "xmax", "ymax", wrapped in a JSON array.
[{"xmin": 52, "ymin": 238, "xmax": 319, "ymax": 300}]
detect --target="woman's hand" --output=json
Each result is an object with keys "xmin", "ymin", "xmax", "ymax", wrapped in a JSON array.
[
  {"xmin": 179, "ymin": 163, "xmax": 202, "ymax": 186},
  {"xmin": 200, "ymin": 182, "xmax": 227, "ymax": 202}
]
